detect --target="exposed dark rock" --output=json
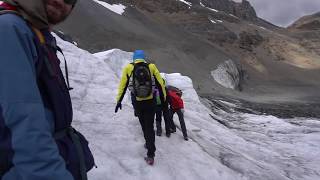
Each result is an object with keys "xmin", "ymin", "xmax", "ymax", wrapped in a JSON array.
[
  {"xmin": 296, "ymin": 20, "xmax": 320, "ymax": 30},
  {"xmin": 199, "ymin": 0, "xmax": 257, "ymax": 20},
  {"xmin": 239, "ymin": 31, "xmax": 264, "ymax": 51},
  {"xmin": 108, "ymin": 0, "xmax": 189, "ymax": 13},
  {"xmin": 57, "ymin": 0, "xmax": 320, "ymax": 104},
  {"xmin": 179, "ymin": 19, "xmax": 238, "ymax": 45},
  {"xmin": 107, "ymin": 0, "xmax": 257, "ymax": 21},
  {"xmin": 233, "ymin": 0, "xmax": 257, "ymax": 21},
  {"xmin": 204, "ymin": 96, "xmax": 320, "ymax": 119}
]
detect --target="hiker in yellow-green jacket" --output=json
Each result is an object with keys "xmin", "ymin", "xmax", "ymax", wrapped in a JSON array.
[{"xmin": 115, "ymin": 50, "xmax": 166, "ymax": 165}]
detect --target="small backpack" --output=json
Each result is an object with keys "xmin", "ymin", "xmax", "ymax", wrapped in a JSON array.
[
  {"xmin": 167, "ymin": 85, "xmax": 183, "ymax": 97},
  {"xmin": 132, "ymin": 62, "xmax": 153, "ymax": 98}
]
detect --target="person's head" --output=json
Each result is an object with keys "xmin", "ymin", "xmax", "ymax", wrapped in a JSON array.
[
  {"xmin": 133, "ymin": 50, "xmax": 146, "ymax": 61},
  {"xmin": 45, "ymin": 0, "xmax": 77, "ymax": 25},
  {"xmin": 176, "ymin": 91, "xmax": 182, "ymax": 97}
]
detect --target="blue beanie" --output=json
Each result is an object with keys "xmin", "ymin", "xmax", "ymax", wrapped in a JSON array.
[{"xmin": 133, "ymin": 50, "xmax": 145, "ymax": 61}]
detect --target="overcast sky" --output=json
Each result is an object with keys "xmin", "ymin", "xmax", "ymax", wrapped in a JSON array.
[{"xmin": 233, "ymin": 0, "xmax": 320, "ymax": 27}]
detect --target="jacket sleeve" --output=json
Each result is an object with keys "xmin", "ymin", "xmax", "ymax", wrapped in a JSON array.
[
  {"xmin": 0, "ymin": 14, "xmax": 73, "ymax": 180},
  {"xmin": 116, "ymin": 64, "xmax": 131, "ymax": 103},
  {"xmin": 150, "ymin": 64, "xmax": 167, "ymax": 102}
]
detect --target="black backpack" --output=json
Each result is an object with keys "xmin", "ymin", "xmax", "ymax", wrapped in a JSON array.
[{"xmin": 132, "ymin": 62, "xmax": 153, "ymax": 98}]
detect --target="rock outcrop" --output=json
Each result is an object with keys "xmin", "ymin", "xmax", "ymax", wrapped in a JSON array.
[
  {"xmin": 198, "ymin": 0, "xmax": 257, "ymax": 20},
  {"xmin": 239, "ymin": 30, "xmax": 264, "ymax": 51}
]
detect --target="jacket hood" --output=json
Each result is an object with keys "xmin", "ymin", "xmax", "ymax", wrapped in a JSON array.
[{"xmin": 4, "ymin": 0, "xmax": 49, "ymax": 29}]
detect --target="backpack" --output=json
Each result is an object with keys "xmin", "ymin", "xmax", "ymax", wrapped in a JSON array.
[
  {"xmin": 132, "ymin": 62, "xmax": 153, "ymax": 98},
  {"xmin": 166, "ymin": 85, "xmax": 183, "ymax": 97}
]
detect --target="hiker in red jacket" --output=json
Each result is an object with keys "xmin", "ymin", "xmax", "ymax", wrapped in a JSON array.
[{"xmin": 167, "ymin": 89, "xmax": 188, "ymax": 141}]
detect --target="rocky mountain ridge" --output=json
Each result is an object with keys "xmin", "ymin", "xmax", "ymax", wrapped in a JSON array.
[
  {"xmin": 289, "ymin": 12, "xmax": 320, "ymax": 30},
  {"xmin": 287, "ymin": 12, "xmax": 320, "ymax": 56},
  {"xmin": 57, "ymin": 0, "xmax": 320, "ymax": 103}
]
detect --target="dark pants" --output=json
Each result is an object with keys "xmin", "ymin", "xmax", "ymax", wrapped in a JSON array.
[
  {"xmin": 156, "ymin": 101, "xmax": 172, "ymax": 135},
  {"xmin": 169, "ymin": 109, "xmax": 188, "ymax": 138},
  {"xmin": 155, "ymin": 105, "xmax": 162, "ymax": 134},
  {"xmin": 135, "ymin": 99, "xmax": 156, "ymax": 158},
  {"xmin": 131, "ymin": 92, "xmax": 138, "ymax": 116}
]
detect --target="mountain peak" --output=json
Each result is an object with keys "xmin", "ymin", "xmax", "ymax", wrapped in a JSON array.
[
  {"xmin": 288, "ymin": 11, "xmax": 320, "ymax": 30},
  {"xmin": 197, "ymin": 0, "xmax": 257, "ymax": 20},
  {"xmin": 118, "ymin": 0, "xmax": 257, "ymax": 20}
]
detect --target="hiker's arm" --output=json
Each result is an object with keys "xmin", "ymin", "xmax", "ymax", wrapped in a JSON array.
[
  {"xmin": 0, "ymin": 15, "xmax": 73, "ymax": 180},
  {"xmin": 116, "ymin": 64, "xmax": 131, "ymax": 103},
  {"xmin": 150, "ymin": 64, "xmax": 167, "ymax": 102}
]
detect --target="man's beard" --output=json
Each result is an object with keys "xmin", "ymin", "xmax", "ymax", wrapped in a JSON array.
[
  {"xmin": 46, "ymin": 1, "xmax": 71, "ymax": 25},
  {"xmin": 47, "ymin": 12, "xmax": 69, "ymax": 25}
]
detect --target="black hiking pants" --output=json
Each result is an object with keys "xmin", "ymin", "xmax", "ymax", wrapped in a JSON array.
[
  {"xmin": 155, "ymin": 105, "xmax": 162, "ymax": 134},
  {"xmin": 169, "ymin": 109, "xmax": 188, "ymax": 138},
  {"xmin": 131, "ymin": 92, "xmax": 138, "ymax": 116},
  {"xmin": 136, "ymin": 99, "xmax": 156, "ymax": 158},
  {"xmin": 156, "ymin": 101, "xmax": 172, "ymax": 135}
]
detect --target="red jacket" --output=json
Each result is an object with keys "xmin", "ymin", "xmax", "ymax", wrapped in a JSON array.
[{"xmin": 168, "ymin": 90, "xmax": 184, "ymax": 110}]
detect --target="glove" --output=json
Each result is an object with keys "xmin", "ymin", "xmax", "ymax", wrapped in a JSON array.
[
  {"xmin": 115, "ymin": 102, "xmax": 122, "ymax": 113},
  {"xmin": 181, "ymin": 109, "xmax": 185, "ymax": 114},
  {"xmin": 161, "ymin": 100, "xmax": 169, "ymax": 110}
]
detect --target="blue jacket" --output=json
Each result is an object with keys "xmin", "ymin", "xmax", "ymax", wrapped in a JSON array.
[{"xmin": 0, "ymin": 14, "xmax": 74, "ymax": 180}]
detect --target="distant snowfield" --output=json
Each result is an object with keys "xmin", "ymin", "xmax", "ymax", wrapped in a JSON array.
[
  {"xmin": 55, "ymin": 35, "xmax": 320, "ymax": 180},
  {"xmin": 210, "ymin": 19, "xmax": 217, "ymax": 24},
  {"xmin": 209, "ymin": 19, "xmax": 223, "ymax": 24},
  {"xmin": 200, "ymin": 1, "xmax": 219, "ymax": 12},
  {"xmin": 92, "ymin": 0, "xmax": 126, "ymax": 15},
  {"xmin": 178, "ymin": 0, "xmax": 192, "ymax": 6}
]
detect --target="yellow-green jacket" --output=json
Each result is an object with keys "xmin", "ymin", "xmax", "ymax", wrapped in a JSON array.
[{"xmin": 116, "ymin": 59, "xmax": 167, "ymax": 103}]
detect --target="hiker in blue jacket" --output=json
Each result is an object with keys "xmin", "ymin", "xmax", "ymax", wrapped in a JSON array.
[{"xmin": 0, "ymin": 0, "xmax": 94, "ymax": 180}]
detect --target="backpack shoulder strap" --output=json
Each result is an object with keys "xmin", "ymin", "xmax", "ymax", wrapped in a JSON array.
[
  {"xmin": 56, "ymin": 46, "xmax": 73, "ymax": 90},
  {"xmin": 31, "ymin": 27, "xmax": 73, "ymax": 90},
  {"xmin": 129, "ymin": 62, "xmax": 135, "ymax": 78},
  {"xmin": 29, "ymin": 26, "xmax": 48, "ymax": 78},
  {"xmin": 31, "ymin": 26, "xmax": 46, "ymax": 45}
]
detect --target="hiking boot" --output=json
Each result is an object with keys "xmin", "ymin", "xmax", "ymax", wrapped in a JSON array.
[
  {"xmin": 165, "ymin": 133, "xmax": 171, "ymax": 138},
  {"xmin": 144, "ymin": 157, "xmax": 154, "ymax": 165},
  {"xmin": 184, "ymin": 136, "xmax": 189, "ymax": 141},
  {"xmin": 170, "ymin": 128, "xmax": 176, "ymax": 133},
  {"xmin": 156, "ymin": 130, "xmax": 162, "ymax": 136}
]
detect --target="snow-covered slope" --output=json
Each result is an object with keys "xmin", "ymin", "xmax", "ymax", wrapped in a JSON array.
[{"xmin": 56, "ymin": 35, "xmax": 320, "ymax": 180}]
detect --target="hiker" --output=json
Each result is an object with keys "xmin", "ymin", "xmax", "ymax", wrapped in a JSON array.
[
  {"xmin": 154, "ymin": 86, "xmax": 173, "ymax": 137},
  {"xmin": 115, "ymin": 50, "xmax": 167, "ymax": 165},
  {"xmin": 0, "ymin": 0, "xmax": 95, "ymax": 180},
  {"xmin": 167, "ymin": 88, "xmax": 189, "ymax": 141}
]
